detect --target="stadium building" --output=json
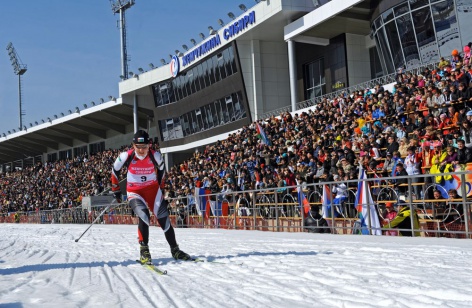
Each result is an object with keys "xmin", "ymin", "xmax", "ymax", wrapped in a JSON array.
[{"xmin": 1, "ymin": 0, "xmax": 471, "ymax": 170}]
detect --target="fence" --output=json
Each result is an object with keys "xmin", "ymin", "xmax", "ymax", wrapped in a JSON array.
[{"xmin": 2, "ymin": 170, "xmax": 471, "ymax": 238}]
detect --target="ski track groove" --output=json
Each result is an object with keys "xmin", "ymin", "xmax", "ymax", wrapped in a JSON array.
[{"xmin": 125, "ymin": 267, "xmax": 160, "ymax": 307}]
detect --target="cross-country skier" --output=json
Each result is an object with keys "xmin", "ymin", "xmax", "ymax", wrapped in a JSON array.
[{"xmin": 111, "ymin": 130, "xmax": 191, "ymax": 264}]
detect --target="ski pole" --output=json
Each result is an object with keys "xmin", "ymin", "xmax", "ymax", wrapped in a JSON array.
[{"xmin": 74, "ymin": 200, "xmax": 122, "ymax": 242}]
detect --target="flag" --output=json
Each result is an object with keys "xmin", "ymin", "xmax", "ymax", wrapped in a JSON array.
[
  {"xmin": 297, "ymin": 187, "xmax": 310, "ymax": 217},
  {"xmin": 321, "ymin": 184, "xmax": 334, "ymax": 218},
  {"xmin": 194, "ymin": 188, "xmax": 211, "ymax": 218},
  {"xmin": 255, "ymin": 122, "xmax": 271, "ymax": 146},
  {"xmin": 355, "ymin": 169, "xmax": 382, "ymax": 235}
]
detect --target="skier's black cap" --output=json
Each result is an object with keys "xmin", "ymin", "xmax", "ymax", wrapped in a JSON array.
[{"xmin": 133, "ymin": 130, "xmax": 149, "ymax": 144}]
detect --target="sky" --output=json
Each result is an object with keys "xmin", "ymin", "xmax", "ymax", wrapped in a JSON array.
[
  {"xmin": 1, "ymin": 224, "xmax": 472, "ymax": 308},
  {"xmin": 0, "ymin": 0, "xmax": 258, "ymax": 135}
]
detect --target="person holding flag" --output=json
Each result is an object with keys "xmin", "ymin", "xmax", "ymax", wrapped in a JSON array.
[{"xmin": 111, "ymin": 130, "xmax": 192, "ymax": 265}]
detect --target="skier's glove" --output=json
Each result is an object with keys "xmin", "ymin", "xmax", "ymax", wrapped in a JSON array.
[{"xmin": 113, "ymin": 190, "xmax": 122, "ymax": 203}]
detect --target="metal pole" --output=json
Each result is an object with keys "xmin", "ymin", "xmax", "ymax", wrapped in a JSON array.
[
  {"xmin": 74, "ymin": 200, "xmax": 120, "ymax": 242},
  {"xmin": 275, "ymin": 190, "xmax": 279, "ymax": 232},
  {"xmin": 18, "ymin": 74, "xmax": 22, "ymax": 129},
  {"xmin": 407, "ymin": 177, "xmax": 415, "ymax": 237},
  {"xmin": 365, "ymin": 175, "xmax": 372, "ymax": 235},
  {"xmin": 460, "ymin": 173, "xmax": 469, "ymax": 238}
]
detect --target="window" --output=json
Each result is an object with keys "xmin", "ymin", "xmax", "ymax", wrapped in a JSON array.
[{"xmin": 303, "ymin": 58, "xmax": 325, "ymax": 100}]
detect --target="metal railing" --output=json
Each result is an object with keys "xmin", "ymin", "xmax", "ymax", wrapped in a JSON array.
[{"xmin": 3, "ymin": 170, "xmax": 471, "ymax": 238}]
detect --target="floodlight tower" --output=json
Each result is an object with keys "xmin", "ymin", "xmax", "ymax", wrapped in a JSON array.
[
  {"xmin": 6, "ymin": 42, "xmax": 27, "ymax": 130},
  {"xmin": 110, "ymin": 0, "xmax": 135, "ymax": 80}
]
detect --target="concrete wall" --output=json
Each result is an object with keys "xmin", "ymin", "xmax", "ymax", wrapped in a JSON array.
[{"xmin": 346, "ymin": 33, "xmax": 372, "ymax": 86}]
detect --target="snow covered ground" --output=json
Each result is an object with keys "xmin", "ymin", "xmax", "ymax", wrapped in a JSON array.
[{"xmin": 1, "ymin": 224, "xmax": 472, "ymax": 308}]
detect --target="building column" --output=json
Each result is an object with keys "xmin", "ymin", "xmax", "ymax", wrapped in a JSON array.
[
  {"xmin": 251, "ymin": 39, "xmax": 263, "ymax": 120},
  {"xmin": 133, "ymin": 92, "xmax": 138, "ymax": 133},
  {"xmin": 287, "ymin": 39, "xmax": 298, "ymax": 112}
]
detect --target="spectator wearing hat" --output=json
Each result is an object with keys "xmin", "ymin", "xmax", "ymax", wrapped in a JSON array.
[
  {"xmin": 383, "ymin": 201, "xmax": 420, "ymax": 237},
  {"xmin": 382, "ymin": 202, "xmax": 398, "ymax": 236}
]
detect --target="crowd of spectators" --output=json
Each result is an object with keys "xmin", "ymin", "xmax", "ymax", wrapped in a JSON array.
[{"xmin": 2, "ymin": 46, "xmax": 472, "ymax": 216}]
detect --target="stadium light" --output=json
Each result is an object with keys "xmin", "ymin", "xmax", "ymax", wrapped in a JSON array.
[
  {"xmin": 41, "ymin": 119, "xmax": 45, "ymax": 123},
  {"xmin": 7, "ymin": 131, "xmax": 11, "ymax": 134},
  {"xmin": 175, "ymin": 50, "xmax": 184, "ymax": 57},
  {"xmin": 108, "ymin": 95, "xmax": 116, "ymax": 101},
  {"xmin": 68, "ymin": 110, "xmax": 72, "ymax": 114},
  {"xmin": 129, "ymin": 71, "xmax": 138, "ymax": 79},
  {"xmin": 160, "ymin": 58, "xmax": 166, "ymax": 65},
  {"xmin": 23, "ymin": 125, "xmax": 27, "ymax": 131},
  {"xmin": 208, "ymin": 26, "xmax": 217, "ymax": 36},
  {"xmin": 2, "ymin": 133, "xmax": 5, "ymax": 137},
  {"xmin": 29, "ymin": 123, "xmax": 33, "ymax": 127},
  {"xmin": 75, "ymin": 107, "xmax": 80, "ymax": 113},
  {"xmin": 190, "ymin": 38, "xmax": 197, "ymax": 46},
  {"xmin": 47, "ymin": 117, "xmax": 52, "ymax": 123},
  {"xmin": 199, "ymin": 32, "xmax": 205, "ymax": 40},
  {"xmin": 100, "ymin": 98, "xmax": 105, "ymax": 103},
  {"xmin": 91, "ymin": 101, "xmax": 96, "ymax": 106},
  {"xmin": 35, "ymin": 121, "xmax": 38, "ymax": 125},
  {"xmin": 168, "ymin": 54, "xmax": 173, "ymax": 59},
  {"xmin": 149, "ymin": 63, "xmax": 155, "ymax": 69},
  {"xmin": 6, "ymin": 42, "xmax": 27, "ymax": 130},
  {"xmin": 239, "ymin": 4, "xmax": 247, "ymax": 12},
  {"xmin": 110, "ymin": 0, "xmax": 135, "ymax": 81},
  {"xmin": 217, "ymin": 19, "xmax": 225, "ymax": 27},
  {"xmin": 12, "ymin": 129, "xmax": 16, "ymax": 133},
  {"xmin": 228, "ymin": 12, "xmax": 236, "ymax": 20},
  {"xmin": 83, "ymin": 104, "xmax": 88, "ymax": 109},
  {"xmin": 54, "ymin": 114, "xmax": 58, "ymax": 119},
  {"xmin": 138, "ymin": 67, "xmax": 144, "ymax": 73},
  {"xmin": 119, "ymin": 75, "xmax": 126, "ymax": 80},
  {"xmin": 60, "ymin": 112, "xmax": 64, "ymax": 116},
  {"xmin": 182, "ymin": 45, "xmax": 189, "ymax": 51}
]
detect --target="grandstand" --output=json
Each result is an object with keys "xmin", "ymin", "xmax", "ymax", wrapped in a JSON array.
[{"xmin": 1, "ymin": 0, "xmax": 472, "ymax": 237}]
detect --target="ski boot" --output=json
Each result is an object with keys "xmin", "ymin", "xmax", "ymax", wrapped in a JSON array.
[
  {"xmin": 171, "ymin": 245, "xmax": 192, "ymax": 261},
  {"xmin": 140, "ymin": 242, "xmax": 152, "ymax": 265}
]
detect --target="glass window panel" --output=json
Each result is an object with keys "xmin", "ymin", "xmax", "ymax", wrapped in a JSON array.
[
  {"xmin": 167, "ymin": 81, "xmax": 175, "ymax": 104},
  {"xmin": 375, "ymin": 16, "xmax": 383, "ymax": 30},
  {"xmin": 212, "ymin": 55, "xmax": 221, "ymax": 82},
  {"xmin": 181, "ymin": 114, "xmax": 189, "ymax": 137},
  {"xmin": 412, "ymin": 6, "xmax": 440, "ymax": 63},
  {"xmin": 225, "ymin": 95, "xmax": 235, "ymax": 122},
  {"xmin": 432, "ymin": 0, "xmax": 460, "ymax": 57},
  {"xmin": 222, "ymin": 48, "xmax": 232, "ymax": 76},
  {"xmin": 409, "ymin": 0, "xmax": 429, "ymax": 11},
  {"xmin": 394, "ymin": 2, "xmax": 410, "ymax": 17},
  {"xmin": 210, "ymin": 102, "xmax": 219, "ymax": 126},
  {"xmin": 376, "ymin": 31, "xmax": 395, "ymax": 73},
  {"xmin": 207, "ymin": 58, "xmax": 216, "ymax": 85},
  {"xmin": 217, "ymin": 53, "xmax": 227, "ymax": 79},
  {"xmin": 194, "ymin": 65, "xmax": 202, "ymax": 92},
  {"xmin": 189, "ymin": 110, "xmax": 198, "ymax": 134},
  {"xmin": 456, "ymin": 0, "xmax": 472, "ymax": 49},
  {"xmin": 384, "ymin": 21, "xmax": 405, "ymax": 69},
  {"xmin": 189, "ymin": 68, "xmax": 197, "ymax": 94},
  {"xmin": 201, "ymin": 60, "xmax": 209, "ymax": 89},
  {"xmin": 205, "ymin": 105, "xmax": 214, "ymax": 128},
  {"xmin": 220, "ymin": 98, "xmax": 229, "ymax": 123},
  {"xmin": 184, "ymin": 70, "xmax": 190, "ymax": 96},
  {"xmin": 172, "ymin": 78, "xmax": 180, "ymax": 102},
  {"xmin": 396, "ymin": 14, "xmax": 421, "ymax": 68},
  {"xmin": 228, "ymin": 46, "xmax": 238, "ymax": 73},
  {"xmin": 200, "ymin": 107, "xmax": 208, "ymax": 130},
  {"xmin": 237, "ymin": 91, "xmax": 247, "ymax": 119},
  {"xmin": 215, "ymin": 100, "xmax": 224, "ymax": 125},
  {"xmin": 382, "ymin": 8, "xmax": 394, "ymax": 23}
]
